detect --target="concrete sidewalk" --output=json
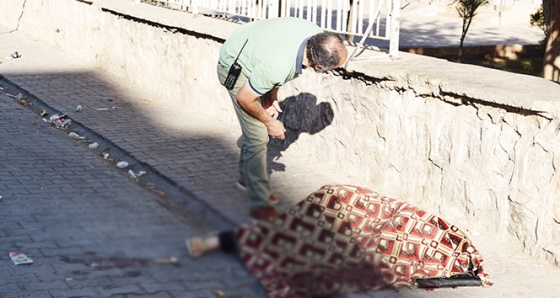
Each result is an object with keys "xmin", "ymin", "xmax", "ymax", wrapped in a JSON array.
[
  {"xmin": 1, "ymin": 26, "xmax": 560, "ymax": 298},
  {"xmin": 396, "ymin": 4, "xmax": 545, "ymax": 48},
  {"xmin": 0, "ymin": 80, "xmax": 264, "ymax": 297}
]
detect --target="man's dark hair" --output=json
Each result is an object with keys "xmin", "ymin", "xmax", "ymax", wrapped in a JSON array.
[{"xmin": 306, "ymin": 32, "xmax": 345, "ymax": 71}]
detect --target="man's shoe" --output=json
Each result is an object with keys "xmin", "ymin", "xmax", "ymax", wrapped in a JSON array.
[
  {"xmin": 249, "ymin": 206, "xmax": 279, "ymax": 221},
  {"xmin": 236, "ymin": 181, "xmax": 279, "ymax": 205}
]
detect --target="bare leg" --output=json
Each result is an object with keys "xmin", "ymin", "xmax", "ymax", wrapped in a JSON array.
[
  {"xmin": 186, "ymin": 235, "xmax": 219, "ymax": 258},
  {"xmin": 186, "ymin": 230, "xmax": 238, "ymax": 258}
]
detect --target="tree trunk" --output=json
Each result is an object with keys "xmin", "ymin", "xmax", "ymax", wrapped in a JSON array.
[
  {"xmin": 458, "ymin": 35, "xmax": 465, "ymax": 62},
  {"xmin": 542, "ymin": 0, "xmax": 560, "ymax": 81},
  {"xmin": 458, "ymin": 18, "xmax": 472, "ymax": 62}
]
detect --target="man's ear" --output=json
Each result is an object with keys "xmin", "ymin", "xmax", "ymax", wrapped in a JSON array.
[{"xmin": 314, "ymin": 65, "xmax": 324, "ymax": 71}]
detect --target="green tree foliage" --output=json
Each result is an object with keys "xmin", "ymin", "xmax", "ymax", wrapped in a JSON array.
[{"xmin": 530, "ymin": 4, "xmax": 548, "ymax": 45}]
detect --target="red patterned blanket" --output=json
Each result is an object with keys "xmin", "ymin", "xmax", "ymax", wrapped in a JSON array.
[{"xmin": 237, "ymin": 184, "xmax": 491, "ymax": 297}]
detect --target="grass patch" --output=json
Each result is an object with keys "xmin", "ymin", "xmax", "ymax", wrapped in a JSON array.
[{"xmin": 466, "ymin": 57, "xmax": 544, "ymax": 77}]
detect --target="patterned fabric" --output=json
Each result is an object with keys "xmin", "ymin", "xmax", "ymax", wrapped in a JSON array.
[{"xmin": 237, "ymin": 184, "xmax": 491, "ymax": 297}]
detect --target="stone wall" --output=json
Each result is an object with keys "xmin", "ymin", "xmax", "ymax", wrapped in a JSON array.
[{"xmin": 1, "ymin": 0, "xmax": 559, "ymax": 266}]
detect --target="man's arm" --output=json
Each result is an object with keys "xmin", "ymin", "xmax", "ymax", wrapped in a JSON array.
[
  {"xmin": 236, "ymin": 82, "xmax": 286, "ymax": 140},
  {"xmin": 262, "ymin": 87, "xmax": 283, "ymax": 119}
]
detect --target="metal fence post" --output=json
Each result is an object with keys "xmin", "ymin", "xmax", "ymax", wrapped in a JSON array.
[{"xmin": 389, "ymin": 0, "xmax": 400, "ymax": 58}]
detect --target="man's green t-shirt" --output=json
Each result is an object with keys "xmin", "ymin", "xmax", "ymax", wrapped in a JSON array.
[{"xmin": 219, "ymin": 17, "xmax": 322, "ymax": 95}]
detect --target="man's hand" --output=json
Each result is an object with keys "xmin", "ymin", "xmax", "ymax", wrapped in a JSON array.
[
  {"xmin": 264, "ymin": 100, "xmax": 282, "ymax": 119},
  {"xmin": 236, "ymin": 82, "xmax": 286, "ymax": 140},
  {"xmin": 266, "ymin": 118, "xmax": 286, "ymax": 140},
  {"xmin": 262, "ymin": 88, "xmax": 282, "ymax": 119}
]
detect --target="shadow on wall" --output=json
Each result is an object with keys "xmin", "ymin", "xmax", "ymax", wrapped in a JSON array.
[
  {"xmin": 233, "ymin": 93, "xmax": 334, "ymax": 174},
  {"xmin": 269, "ymin": 92, "xmax": 335, "ymax": 173},
  {"xmin": 234, "ymin": 92, "xmax": 334, "ymax": 174}
]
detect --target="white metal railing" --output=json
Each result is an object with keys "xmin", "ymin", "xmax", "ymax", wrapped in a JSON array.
[{"xmin": 136, "ymin": 0, "xmax": 400, "ymax": 57}]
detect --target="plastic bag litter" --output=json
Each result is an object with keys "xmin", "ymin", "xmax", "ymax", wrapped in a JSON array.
[
  {"xmin": 68, "ymin": 132, "xmax": 80, "ymax": 139},
  {"xmin": 88, "ymin": 142, "xmax": 99, "ymax": 149},
  {"xmin": 128, "ymin": 170, "xmax": 146, "ymax": 179},
  {"xmin": 116, "ymin": 161, "xmax": 129, "ymax": 169},
  {"xmin": 49, "ymin": 114, "xmax": 71, "ymax": 129}
]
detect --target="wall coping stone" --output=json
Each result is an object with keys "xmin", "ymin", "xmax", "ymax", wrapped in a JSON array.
[
  {"xmin": 93, "ymin": 0, "xmax": 237, "ymax": 42},
  {"xmin": 94, "ymin": 0, "xmax": 560, "ymax": 119},
  {"xmin": 345, "ymin": 50, "xmax": 560, "ymax": 119}
]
